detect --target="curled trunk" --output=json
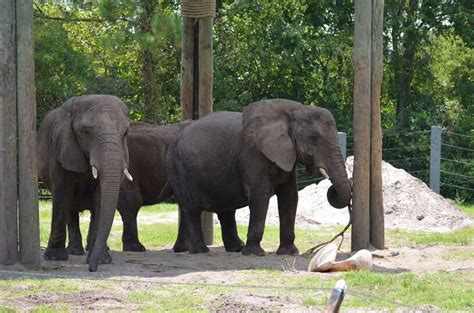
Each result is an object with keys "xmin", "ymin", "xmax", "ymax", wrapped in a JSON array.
[{"xmin": 322, "ymin": 153, "xmax": 352, "ymax": 209}]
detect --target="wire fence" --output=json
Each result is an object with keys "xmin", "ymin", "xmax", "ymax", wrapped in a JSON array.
[
  {"xmin": 37, "ymin": 127, "xmax": 474, "ymax": 201},
  {"xmin": 343, "ymin": 127, "xmax": 474, "ymax": 202}
]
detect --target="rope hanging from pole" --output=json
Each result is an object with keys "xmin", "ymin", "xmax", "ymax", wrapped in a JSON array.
[{"xmin": 181, "ymin": 0, "xmax": 216, "ymax": 18}]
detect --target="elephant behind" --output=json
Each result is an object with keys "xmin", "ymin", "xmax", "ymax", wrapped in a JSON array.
[
  {"xmin": 66, "ymin": 120, "xmax": 192, "ymax": 254},
  {"xmin": 168, "ymin": 99, "xmax": 351, "ymax": 256},
  {"xmin": 38, "ymin": 95, "xmax": 131, "ymax": 272}
]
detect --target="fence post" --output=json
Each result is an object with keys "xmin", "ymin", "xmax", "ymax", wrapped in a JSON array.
[
  {"xmin": 430, "ymin": 126, "xmax": 441, "ymax": 193},
  {"xmin": 338, "ymin": 132, "xmax": 347, "ymax": 161}
]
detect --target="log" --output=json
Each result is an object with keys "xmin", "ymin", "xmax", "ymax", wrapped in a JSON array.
[
  {"xmin": 17, "ymin": 0, "xmax": 40, "ymax": 267},
  {"xmin": 370, "ymin": 0, "xmax": 385, "ymax": 250},
  {"xmin": 351, "ymin": 0, "xmax": 372, "ymax": 251},
  {"xmin": 0, "ymin": 0, "xmax": 19, "ymax": 265}
]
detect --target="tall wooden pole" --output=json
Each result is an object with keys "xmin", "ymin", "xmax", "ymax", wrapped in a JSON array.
[
  {"xmin": 0, "ymin": 0, "xmax": 19, "ymax": 266},
  {"xmin": 369, "ymin": 0, "xmax": 384, "ymax": 250},
  {"xmin": 181, "ymin": 1, "xmax": 216, "ymax": 245},
  {"xmin": 17, "ymin": 0, "xmax": 40, "ymax": 266},
  {"xmin": 352, "ymin": 0, "xmax": 385, "ymax": 251},
  {"xmin": 180, "ymin": 17, "xmax": 195, "ymax": 121},
  {"xmin": 352, "ymin": 0, "xmax": 372, "ymax": 251}
]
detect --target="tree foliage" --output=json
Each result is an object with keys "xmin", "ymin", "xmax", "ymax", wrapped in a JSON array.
[{"xmin": 33, "ymin": 0, "xmax": 473, "ymax": 199}]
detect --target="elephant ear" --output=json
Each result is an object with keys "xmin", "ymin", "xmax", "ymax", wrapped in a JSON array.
[
  {"xmin": 243, "ymin": 100, "xmax": 296, "ymax": 172},
  {"xmin": 52, "ymin": 105, "xmax": 88, "ymax": 173}
]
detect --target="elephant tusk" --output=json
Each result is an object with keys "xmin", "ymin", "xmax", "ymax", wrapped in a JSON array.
[
  {"xmin": 92, "ymin": 166, "xmax": 98, "ymax": 179},
  {"xmin": 319, "ymin": 168, "xmax": 329, "ymax": 179},
  {"xmin": 124, "ymin": 168, "xmax": 133, "ymax": 181}
]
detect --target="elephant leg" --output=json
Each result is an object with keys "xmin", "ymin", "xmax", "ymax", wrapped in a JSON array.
[
  {"xmin": 218, "ymin": 210, "xmax": 244, "ymax": 252},
  {"xmin": 242, "ymin": 192, "xmax": 270, "ymax": 256},
  {"xmin": 183, "ymin": 209, "xmax": 209, "ymax": 254},
  {"xmin": 85, "ymin": 210, "xmax": 95, "ymax": 252},
  {"xmin": 173, "ymin": 207, "xmax": 190, "ymax": 252},
  {"xmin": 119, "ymin": 206, "xmax": 146, "ymax": 252},
  {"xmin": 86, "ymin": 188, "xmax": 112, "ymax": 265},
  {"xmin": 66, "ymin": 209, "xmax": 85, "ymax": 255},
  {"xmin": 275, "ymin": 177, "xmax": 299, "ymax": 256},
  {"xmin": 44, "ymin": 178, "xmax": 72, "ymax": 261}
]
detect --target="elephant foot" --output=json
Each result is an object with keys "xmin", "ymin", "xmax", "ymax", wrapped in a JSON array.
[
  {"xmin": 123, "ymin": 242, "xmax": 146, "ymax": 252},
  {"xmin": 224, "ymin": 239, "xmax": 245, "ymax": 253},
  {"xmin": 86, "ymin": 244, "xmax": 110, "ymax": 252},
  {"xmin": 86, "ymin": 250, "xmax": 112, "ymax": 265},
  {"xmin": 189, "ymin": 244, "xmax": 210, "ymax": 254},
  {"xmin": 173, "ymin": 240, "xmax": 190, "ymax": 253},
  {"xmin": 242, "ymin": 244, "xmax": 265, "ymax": 256},
  {"xmin": 67, "ymin": 243, "xmax": 85, "ymax": 255},
  {"xmin": 276, "ymin": 243, "xmax": 299, "ymax": 256},
  {"xmin": 44, "ymin": 247, "xmax": 69, "ymax": 261}
]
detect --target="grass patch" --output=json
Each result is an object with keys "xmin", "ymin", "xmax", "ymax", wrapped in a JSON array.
[
  {"xmin": 442, "ymin": 247, "xmax": 474, "ymax": 261},
  {"xmin": 244, "ymin": 269, "xmax": 473, "ymax": 310},
  {"xmin": 388, "ymin": 227, "xmax": 474, "ymax": 245},
  {"xmin": 460, "ymin": 203, "xmax": 474, "ymax": 218},
  {"xmin": 139, "ymin": 203, "xmax": 178, "ymax": 214}
]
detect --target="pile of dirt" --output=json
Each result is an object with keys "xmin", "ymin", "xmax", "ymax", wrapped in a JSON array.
[{"xmin": 236, "ymin": 156, "xmax": 472, "ymax": 232}]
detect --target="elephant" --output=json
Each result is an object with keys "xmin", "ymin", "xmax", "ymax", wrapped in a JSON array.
[
  {"xmin": 38, "ymin": 95, "xmax": 131, "ymax": 272},
  {"xmin": 65, "ymin": 121, "xmax": 192, "ymax": 253},
  {"xmin": 168, "ymin": 99, "xmax": 351, "ymax": 256}
]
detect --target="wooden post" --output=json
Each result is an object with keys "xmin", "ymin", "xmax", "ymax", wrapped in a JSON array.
[
  {"xmin": 17, "ymin": 0, "xmax": 40, "ymax": 266},
  {"xmin": 352, "ymin": 0, "xmax": 372, "ymax": 251},
  {"xmin": 198, "ymin": 16, "xmax": 214, "ymax": 245},
  {"xmin": 353, "ymin": 0, "xmax": 385, "ymax": 251},
  {"xmin": 180, "ymin": 17, "xmax": 195, "ymax": 121},
  {"xmin": 180, "ymin": 6, "xmax": 215, "ymax": 245},
  {"xmin": 338, "ymin": 132, "xmax": 347, "ymax": 161},
  {"xmin": 0, "ymin": 0, "xmax": 19, "ymax": 266},
  {"xmin": 369, "ymin": 0, "xmax": 384, "ymax": 250},
  {"xmin": 429, "ymin": 126, "xmax": 441, "ymax": 193}
]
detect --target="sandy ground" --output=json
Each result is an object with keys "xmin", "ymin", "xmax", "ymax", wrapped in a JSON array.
[{"xmin": 0, "ymin": 244, "xmax": 473, "ymax": 311}]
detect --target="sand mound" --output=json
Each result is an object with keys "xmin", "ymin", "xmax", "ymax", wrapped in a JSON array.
[{"xmin": 236, "ymin": 156, "xmax": 472, "ymax": 232}]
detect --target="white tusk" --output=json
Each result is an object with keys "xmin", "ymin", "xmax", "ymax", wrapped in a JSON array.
[
  {"xmin": 124, "ymin": 168, "xmax": 133, "ymax": 181},
  {"xmin": 319, "ymin": 168, "xmax": 329, "ymax": 179},
  {"xmin": 92, "ymin": 166, "xmax": 98, "ymax": 179}
]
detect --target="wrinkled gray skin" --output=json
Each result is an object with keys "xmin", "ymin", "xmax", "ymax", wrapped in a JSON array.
[
  {"xmin": 38, "ymin": 95, "xmax": 130, "ymax": 272},
  {"xmin": 169, "ymin": 99, "xmax": 351, "ymax": 256},
  {"xmin": 66, "ymin": 121, "xmax": 191, "ymax": 253}
]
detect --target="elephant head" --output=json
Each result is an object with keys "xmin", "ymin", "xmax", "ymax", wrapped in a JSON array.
[
  {"xmin": 243, "ymin": 99, "xmax": 351, "ymax": 209},
  {"xmin": 53, "ymin": 95, "xmax": 131, "ymax": 271}
]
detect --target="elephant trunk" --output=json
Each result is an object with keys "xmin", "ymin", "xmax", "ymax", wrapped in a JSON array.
[
  {"xmin": 320, "ymin": 151, "xmax": 352, "ymax": 209},
  {"xmin": 88, "ymin": 145, "xmax": 123, "ymax": 272}
]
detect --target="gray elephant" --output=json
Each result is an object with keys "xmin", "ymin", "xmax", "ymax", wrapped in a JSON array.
[
  {"xmin": 168, "ymin": 99, "xmax": 351, "ymax": 256},
  {"xmin": 66, "ymin": 121, "xmax": 191, "ymax": 253},
  {"xmin": 38, "ymin": 95, "xmax": 131, "ymax": 272}
]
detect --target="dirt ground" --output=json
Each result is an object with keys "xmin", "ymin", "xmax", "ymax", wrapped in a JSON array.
[{"xmin": 1, "ymin": 243, "xmax": 473, "ymax": 311}]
